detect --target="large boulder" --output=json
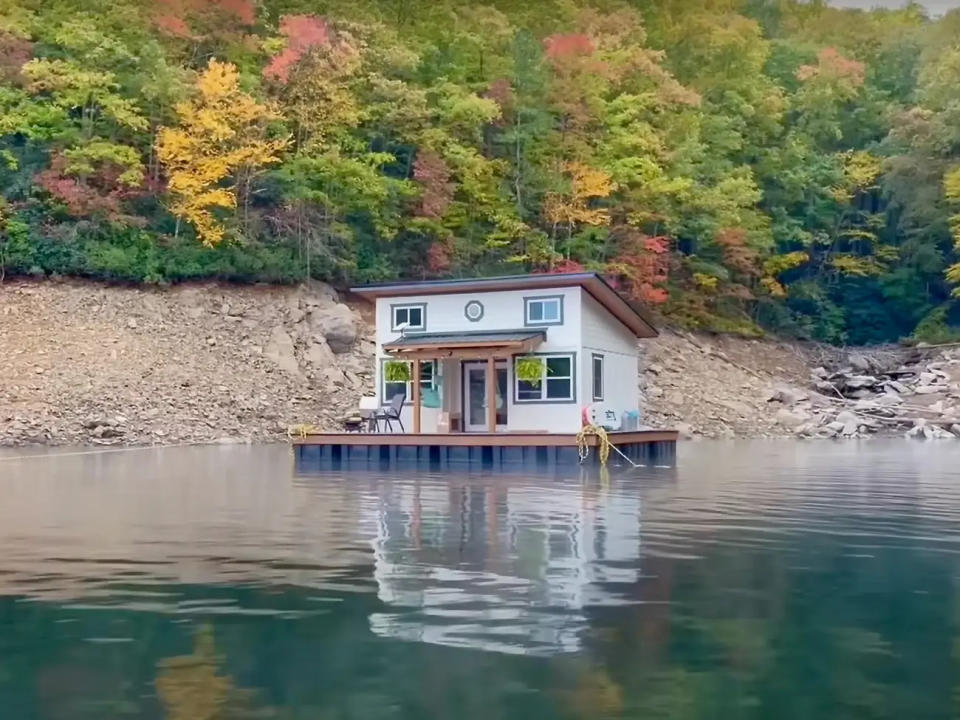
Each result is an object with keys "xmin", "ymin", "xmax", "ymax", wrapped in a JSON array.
[
  {"xmin": 304, "ymin": 338, "xmax": 336, "ymax": 368},
  {"xmin": 309, "ymin": 303, "xmax": 358, "ymax": 353},
  {"xmin": 264, "ymin": 325, "xmax": 302, "ymax": 377},
  {"xmin": 847, "ymin": 353, "xmax": 874, "ymax": 374}
]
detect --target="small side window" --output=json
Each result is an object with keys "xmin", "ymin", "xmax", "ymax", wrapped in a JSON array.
[
  {"xmin": 524, "ymin": 296, "xmax": 563, "ymax": 326},
  {"xmin": 391, "ymin": 303, "xmax": 426, "ymax": 332},
  {"xmin": 592, "ymin": 354, "xmax": 604, "ymax": 401}
]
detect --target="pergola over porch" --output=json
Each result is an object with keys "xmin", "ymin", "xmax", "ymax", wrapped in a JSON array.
[{"xmin": 382, "ymin": 329, "xmax": 546, "ymax": 433}]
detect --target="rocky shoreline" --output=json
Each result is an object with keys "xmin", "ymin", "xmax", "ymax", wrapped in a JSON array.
[
  {"xmin": 1, "ymin": 279, "xmax": 375, "ymax": 447},
  {"xmin": 3, "ymin": 279, "xmax": 957, "ymax": 448},
  {"xmin": 768, "ymin": 347, "xmax": 960, "ymax": 440}
]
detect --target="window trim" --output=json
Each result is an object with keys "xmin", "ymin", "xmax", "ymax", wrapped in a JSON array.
[
  {"xmin": 523, "ymin": 295, "xmax": 564, "ymax": 327},
  {"xmin": 381, "ymin": 359, "xmax": 437, "ymax": 403},
  {"xmin": 390, "ymin": 303, "xmax": 427, "ymax": 332},
  {"xmin": 513, "ymin": 352, "xmax": 577, "ymax": 404},
  {"xmin": 591, "ymin": 353, "xmax": 604, "ymax": 401}
]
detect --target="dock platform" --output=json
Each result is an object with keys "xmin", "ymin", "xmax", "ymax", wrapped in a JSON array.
[{"xmin": 292, "ymin": 430, "xmax": 678, "ymax": 472}]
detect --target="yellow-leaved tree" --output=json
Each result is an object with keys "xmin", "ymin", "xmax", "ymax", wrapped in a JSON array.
[
  {"xmin": 157, "ymin": 59, "xmax": 287, "ymax": 245},
  {"xmin": 945, "ymin": 167, "xmax": 960, "ymax": 294},
  {"xmin": 544, "ymin": 161, "xmax": 615, "ymax": 243}
]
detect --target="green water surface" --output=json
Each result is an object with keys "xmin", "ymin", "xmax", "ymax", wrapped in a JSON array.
[{"xmin": 0, "ymin": 441, "xmax": 956, "ymax": 719}]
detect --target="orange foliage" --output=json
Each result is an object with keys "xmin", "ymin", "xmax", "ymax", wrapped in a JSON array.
[
  {"xmin": 544, "ymin": 33, "xmax": 595, "ymax": 60},
  {"xmin": 533, "ymin": 258, "xmax": 586, "ymax": 274},
  {"xmin": 413, "ymin": 150, "xmax": 454, "ymax": 219},
  {"xmin": 0, "ymin": 31, "xmax": 33, "ymax": 85},
  {"xmin": 607, "ymin": 231, "xmax": 670, "ymax": 305},
  {"xmin": 153, "ymin": 0, "xmax": 256, "ymax": 38},
  {"xmin": 154, "ymin": 14, "xmax": 193, "ymax": 38},
  {"xmin": 216, "ymin": 0, "xmax": 255, "ymax": 25},
  {"xmin": 796, "ymin": 47, "xmax": 865, "ymax": 87},
  {"xmin": 552, "ymin": 258, "xmax": 586, "ymax": 273},
  {"xmin": 485, "ymin": 77, "xmax": 514, "ymax": 123},
  {"xmin": 426, "ymin": 241, "xmax": 452, "ymax": 275},
  {"xmin": 716, "ymin": 227, "xmax": 759, "ymax": 277},
  {"xmin": 264, "ymin": 15, "xmax": 332, "ymax": 84},
  {"xmin": 36, "ymin": 153, "xmax": 139, "ymax": 220}
]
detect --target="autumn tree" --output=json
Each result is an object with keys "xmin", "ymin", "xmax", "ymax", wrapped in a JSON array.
[
  {"xmin": 157, "ymin": 59, "xmax": 286, "ymax": 245},
  {"xmin": 4, "ymin": 0, "xmax": 960, "ymax": 341}
]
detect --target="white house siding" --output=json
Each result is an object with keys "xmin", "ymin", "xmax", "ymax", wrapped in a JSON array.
[
  {"xmin": 374, "ymin": 286, "xmax": 582, "ymax": 345},
  {"xmin": 579, "ymin": 291, "xmax": 641, "ymax": 417},
  {"xmin": 375, "ymin": 287, "xmax": 583, "ymax": 433}
]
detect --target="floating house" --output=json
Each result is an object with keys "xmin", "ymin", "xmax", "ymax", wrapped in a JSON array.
[{"xmin": 293, "ymin": 273, "xmax": 677, "ymax": 468}]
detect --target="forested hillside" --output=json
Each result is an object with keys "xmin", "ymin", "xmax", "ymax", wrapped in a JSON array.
[{"xmin": 1, "ymin": 0, "xmax": 959, "ymax": 344}]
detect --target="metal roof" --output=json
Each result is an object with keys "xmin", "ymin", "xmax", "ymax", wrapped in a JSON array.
[
  {"xmin": 384, "ymin": 329, "xmax": 546, "ymax": 350},
  {"xmin": 351, "ymin": 272, "xmax": 657, "ymax": 339}
]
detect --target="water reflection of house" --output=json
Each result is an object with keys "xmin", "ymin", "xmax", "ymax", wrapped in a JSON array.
[{"xmin": 367, "ymin": 477, "xmax": 645, "ymax": 656}]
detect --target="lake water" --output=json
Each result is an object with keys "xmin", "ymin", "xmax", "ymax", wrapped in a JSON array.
[{"xmin": 0, "ymin": 441, "xmax": 958, "ymax": 719}]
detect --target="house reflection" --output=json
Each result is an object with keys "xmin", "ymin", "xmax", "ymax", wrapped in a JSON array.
[{"xmin": 367, "ymin": 474, "xmax": 650, "ymax": 656}]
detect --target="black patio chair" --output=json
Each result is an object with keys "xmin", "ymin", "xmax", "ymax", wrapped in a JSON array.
[{"xmin": 374, "ymin": 392, "xmax": 406, "ymax": 432}]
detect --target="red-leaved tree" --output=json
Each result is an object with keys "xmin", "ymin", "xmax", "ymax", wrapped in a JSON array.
[
  {"xmin": 154, "ymin": 0, "xmax": 256, "ymax": 38},
  {"xmin": 264, "ymin": 15, "xmax": 332, "ymax": 83},
  {"xmin": 0, "ymin": 31, "xmax": 33, "ymax": 85},
  {"xmin": 413, "ymin": 150, "xmax": 454, "ymax": 219},
  {"xmin": 607, "ymin": 231, "xmax": 670, "ymax": 305}
]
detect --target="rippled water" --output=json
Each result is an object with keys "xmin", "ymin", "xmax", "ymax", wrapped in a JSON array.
[{"xmin": 0, "ymin": 441, "xmax": 958, "ymax": 719}]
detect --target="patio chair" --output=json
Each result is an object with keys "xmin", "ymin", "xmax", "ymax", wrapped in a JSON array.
[{"xmin": 374, "ymin": 392, "xmax": 406, "ymax": 432}]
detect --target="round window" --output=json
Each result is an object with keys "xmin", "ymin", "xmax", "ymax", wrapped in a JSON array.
[{"xmin": 464, "ymin": 300, "xmax": 484, "ymax": 322}]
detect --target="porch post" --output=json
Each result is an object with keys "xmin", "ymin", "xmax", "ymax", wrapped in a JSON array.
[
  {"xmin": 486, "ymin": 355, "xmax": 497, "ymax": 433},
  {"xmin": 412, "ymin": 357, "xmax": 422, "ymax": 434}
]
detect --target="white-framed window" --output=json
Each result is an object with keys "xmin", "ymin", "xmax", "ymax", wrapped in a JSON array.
[
  {"xmin": 592, "ymin": 353, "xmax": 604, "ymax": 401},
  {"xmin": 382, "ymin": 360, "xmax": 437, "ymax": 402},
  {"xmin": 391, "ymin": 303, "xmax": 426, "ymax": 332},
  {"xmin": 515, "ymin": 354, "xmax": 575, "ymax": 403},
  {"xmin": 524, "ymin": 295, "xmax": 563, "ymax": 326}
]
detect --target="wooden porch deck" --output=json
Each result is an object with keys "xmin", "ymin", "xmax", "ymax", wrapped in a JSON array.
[{"xmin": 292, "ymin": 430, "xmax": 678, "ymax": 471}]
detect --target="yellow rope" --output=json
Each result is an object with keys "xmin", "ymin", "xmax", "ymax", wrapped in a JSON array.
[
  {"xmin": 287, "ymin": 424, "xmax": 324, "ymax": 439},
  {"xmin": 577, "ymin": 423, "xmax": 646, "ymax": 468},
  {"xmin": 577, "ymin": 424, "xmax": 611, "ymax": 466}
]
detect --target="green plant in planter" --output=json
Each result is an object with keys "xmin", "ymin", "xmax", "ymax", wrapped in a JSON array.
[
  {"xmin": 515, "ymin": 356, "xmax": 544, "ymax": 386},
  {"xmin": 384, "ymin": 360, "xmax": 411, "ymax": 382}
]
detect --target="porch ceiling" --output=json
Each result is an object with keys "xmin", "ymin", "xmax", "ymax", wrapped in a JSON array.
[{"xmin": 383, "ymin": 329, "xmax": 546, "ymax": 359}]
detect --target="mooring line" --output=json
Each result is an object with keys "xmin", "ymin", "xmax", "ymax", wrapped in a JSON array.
[{"xmin": 0, "ymin": 441, "xmax": 210, "ymax": 462}]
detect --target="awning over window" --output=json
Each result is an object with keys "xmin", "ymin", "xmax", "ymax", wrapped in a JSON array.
[{"xmin": 383, "ymin": 329, "xmax": 546, "ymax": 359}]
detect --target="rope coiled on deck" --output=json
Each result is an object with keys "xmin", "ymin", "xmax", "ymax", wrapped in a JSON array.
[
  {"xmin": 577, "ymin": 423, "xmax": 646, "ymax": 468},
  {"xmin": 577, "ymin": 424, "xmax": 611, "ymax": 465},
  {"xmin": 287, "ymin": 424, "xmax": 323, "ymax": 439}
]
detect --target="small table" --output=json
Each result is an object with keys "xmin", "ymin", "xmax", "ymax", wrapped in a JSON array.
[{"xmin": 358, "ymin": 396, "xmax": 380, "ymax": 432}]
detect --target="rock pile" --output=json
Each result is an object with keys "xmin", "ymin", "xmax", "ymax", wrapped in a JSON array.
[
  {"xmin": 638, "ymin": 330, "xmax": 820, "ymax": 439},
  {"xmin": 0, "ymin": 279, "xmax": 376, "ymax": 447},
  {"xmin": 769, "ymin": 347, "xmax": 960, "ymax": 439}
]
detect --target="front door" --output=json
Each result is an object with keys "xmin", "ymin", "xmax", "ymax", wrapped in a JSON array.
[{"xmin": 463, "ymin": 361, "xmax": 508, "ymax": 432}]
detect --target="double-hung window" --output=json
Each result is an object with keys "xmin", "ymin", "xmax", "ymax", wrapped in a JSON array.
[
  {"xmin": 391, "ymin": 303, "xmax": 426, "ymax": 332},
  {"xmin": 524, "ymin": 296, "xmax": 563, "ymax": 326},
  {"xmin": 382, "ymin": 360, "xmax": 436, "ymax": 401},
  {"xmin": 515, "ymin": 354, "xmax": 575, "ymax": 402}
]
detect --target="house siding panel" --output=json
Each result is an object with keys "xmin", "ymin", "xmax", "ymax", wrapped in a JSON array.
[
  {"xmin": 372, "ymin": 285, "xmax": 640, "ymax": 434},
  {"xmin": 580, "ymin": 291, "xmax": 641, "ymax": 420}
]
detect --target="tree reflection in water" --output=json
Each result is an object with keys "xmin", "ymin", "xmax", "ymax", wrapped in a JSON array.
[{"xmin": 156, "ymin": 625, "xmax": 274, "ymax": 720}]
